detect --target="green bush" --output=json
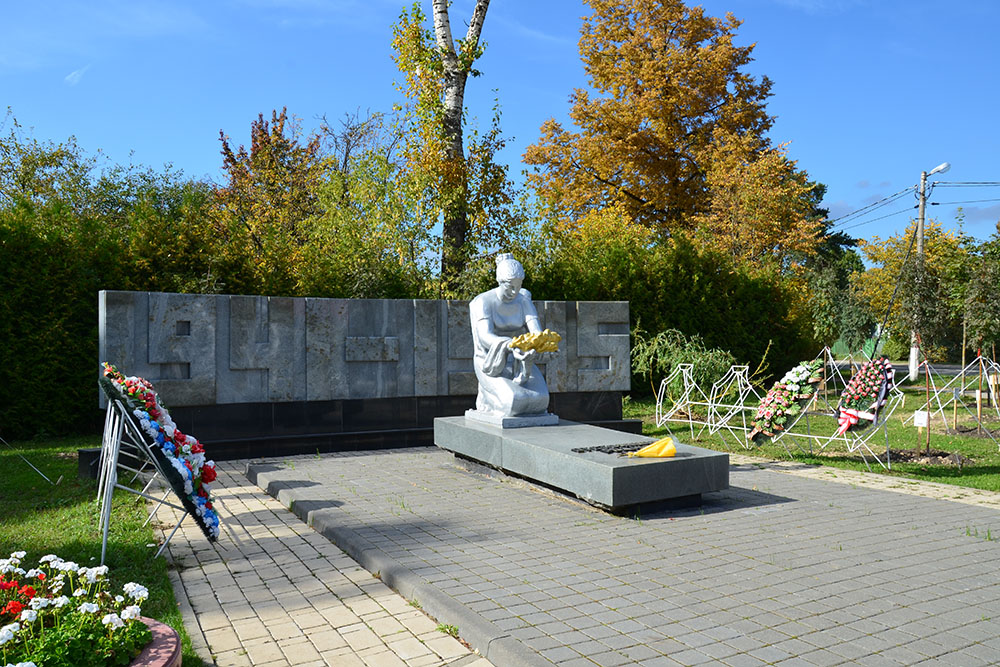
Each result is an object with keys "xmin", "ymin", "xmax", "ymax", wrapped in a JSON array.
[
  {"xmin": 523, "ymin": 214, "xmax": 814, "ymax": 391},
  {"xmin": 631, "ymin": 328, "xmax": 736, "ymax": 397},
  {"xmin": 880, "ymin": 333, "xmax": 909, "ymax": 362},
  {"xmin": 0, "ymin": 207, "xmax": 122, "ymax": 438}
]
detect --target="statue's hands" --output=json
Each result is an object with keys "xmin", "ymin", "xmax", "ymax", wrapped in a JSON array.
[{"xmin": 512, "ymin": 347, "xmax": 537, "ymax": 363}]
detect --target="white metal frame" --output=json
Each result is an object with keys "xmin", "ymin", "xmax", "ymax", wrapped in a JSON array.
[
  {"xmin": 652, "ymin": 349, "xmax": 905, "ymax": 468},
  {"xmin": 900, "ymin": 355, "xmax": 1000, "ymax": 449},
  {"xmin": 96, "ymin": 399, "xmax": 188, "ymax": 565}
]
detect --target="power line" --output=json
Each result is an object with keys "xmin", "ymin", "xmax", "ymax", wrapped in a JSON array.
[
  {"xmin": 826, "ymin": 182, "xmax": 1000, "ymax": 234},
  {"xmin": 837, "ymin": 205, "xmax": 917, "ymax": 232},
  {"xmin": 930, "ymin": 198, "xmax": 1000, "ymax": 206},
  {"xmin": 827, "ymin": 185, "xmax": 916, "ymax": 228},
  {"xmin": 933, "ymin": 181, "xmax": 1000, "ymax": 187}
]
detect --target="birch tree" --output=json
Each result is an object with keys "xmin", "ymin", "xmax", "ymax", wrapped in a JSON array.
[{"xmin": 393, "ymin": 0, "xmax": 502, "ymax": 290}]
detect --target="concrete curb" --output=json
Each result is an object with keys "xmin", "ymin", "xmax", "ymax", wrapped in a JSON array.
[
  {"xmin": 246, "ymin": 463, "xmax": 550, "ymax": 667},
  {"xmin": 156, "ymin": 496, "xmax": 217, "ymax": 666}
]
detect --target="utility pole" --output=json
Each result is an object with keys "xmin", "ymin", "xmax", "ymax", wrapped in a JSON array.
[
  {"xmin": 908, "ymin": 171, "xmax": 928, "ymax": 382},
  {"xmin": 908, "ymin": 162, "xmax": 950, "ymax": 382}
]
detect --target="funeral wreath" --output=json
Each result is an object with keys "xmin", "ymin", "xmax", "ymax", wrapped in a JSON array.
[
  {"xmin": 749, "ymin": 359, "xmax": 824, "ymax": 443},
  {"xmin": 99, "ymin": 363, "xmax": 220, "ymax": 541}
]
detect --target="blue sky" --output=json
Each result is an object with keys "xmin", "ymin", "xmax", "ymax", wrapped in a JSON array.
[{"xmin": 3, "ymin": 0, "xmax": 998, "ymax": 244}]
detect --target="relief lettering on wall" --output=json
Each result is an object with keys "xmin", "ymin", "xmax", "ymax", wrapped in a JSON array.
[{"xmin": 99, "ymin": 291, "xmax": 630, "ymax": 407}]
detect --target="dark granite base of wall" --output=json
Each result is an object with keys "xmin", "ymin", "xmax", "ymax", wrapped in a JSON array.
[{"xmin": 162, "ymin": 391, "xmax": 640, "ymax": 461}]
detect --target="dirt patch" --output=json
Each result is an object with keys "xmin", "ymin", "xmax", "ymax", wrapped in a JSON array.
[
  {"xmin": 884, "ymin": 449, "xmax": 972, "ymax": 466},
  {"xmin": 812, "ymin": 448, "xmax": 972, "ymax": 467},
  {"xmin": 952, "ymin": 424, "xmax": 998, "ymax": 438}
]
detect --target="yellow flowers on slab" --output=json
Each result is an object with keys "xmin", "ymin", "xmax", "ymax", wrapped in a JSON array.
[
  {"xmin": 508, "ymin": 329, "xmax": 562, "ymax": 353},
  {"xmin": 627, "ymin": 436, "xmax": 677, "ymax": 458}
]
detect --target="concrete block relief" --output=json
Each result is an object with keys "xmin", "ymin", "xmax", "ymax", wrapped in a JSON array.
[{"xmin": 99, "ymin": 291, "xmax": 630, "ymax": 407}]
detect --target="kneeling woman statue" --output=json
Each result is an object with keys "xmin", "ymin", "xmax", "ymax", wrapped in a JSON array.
[{"xmin": 468, "ymin": 253, "xmax": 559, "ymax": 423}]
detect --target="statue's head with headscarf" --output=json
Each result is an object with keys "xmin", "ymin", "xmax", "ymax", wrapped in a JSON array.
[{"xmin": 495, "ymin": 253, "xmax": 525, "ymax": 303}]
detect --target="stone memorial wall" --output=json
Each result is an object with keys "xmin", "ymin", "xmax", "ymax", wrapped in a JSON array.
[{"xmin": 99, "ymin": 291, "xmax": 636, "ymax": 458}]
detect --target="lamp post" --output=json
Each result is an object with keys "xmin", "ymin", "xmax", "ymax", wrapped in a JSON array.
[{"xmin": 908, "ymin": 161, "xmax": 950, "ymax": 382}]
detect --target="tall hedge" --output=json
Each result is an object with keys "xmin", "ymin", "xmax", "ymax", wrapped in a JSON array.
[
  {"xmin": 0, "ymin": 207, "xmax": 122, "ymax": 438},
  {"xmin": 522, "ymin": 211, "xmax": 814, "ymax": 390}
]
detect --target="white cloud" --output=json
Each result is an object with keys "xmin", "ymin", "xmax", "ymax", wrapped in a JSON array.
[
  {"xmin": 64, "ymin": 65, "xmax": 91, "ymax": 86},
  {"xmin": 965, "ymin": 203, "xmax": 1000, "ymax": 223},
  {"xmin": 1, "ymin": 1, "xmax": 208, "ymax": 74}
]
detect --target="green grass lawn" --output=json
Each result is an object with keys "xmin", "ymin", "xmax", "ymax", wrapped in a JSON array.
[
  {"xmin": 0, "ymin": 435, "xmax": 210, "ymax": 666},
  {"xmin": 625, "ymin": 383, "xmax": 1000, "ymax": 493}
]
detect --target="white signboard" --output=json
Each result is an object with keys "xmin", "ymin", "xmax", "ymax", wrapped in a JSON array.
[{"xmin": 913, "ymin": 410, "xmax": 930, "ymax": 428}]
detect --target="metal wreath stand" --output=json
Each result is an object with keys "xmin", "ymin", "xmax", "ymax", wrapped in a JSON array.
[
  {"xmin": 96, "ymin": 393, "xmax": 193, "ymax": 566},
  {"xmin": 654, "ymin": 348, "xmax": 905, "ymax": 471}
]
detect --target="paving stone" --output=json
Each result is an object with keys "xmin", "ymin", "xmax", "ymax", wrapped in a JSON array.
[{"xmin": 166, "ymin": 452, "xmax": 1000, "ymax": 667}]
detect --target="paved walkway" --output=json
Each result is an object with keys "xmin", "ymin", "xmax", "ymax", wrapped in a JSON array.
[
  {"xmin": 158, "ymin": 465, "xmax": 493, "ymax": 667},
  {"xmin": 161, "ymin": 449, "xmax": 1000, "ymax": 666}
]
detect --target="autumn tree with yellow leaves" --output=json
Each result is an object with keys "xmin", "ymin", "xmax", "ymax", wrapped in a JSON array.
[
  {"xmin": 524, "ymin": 0, "xmax": 774, "ymax": 234},
  {"xmin": 391, "ymin": 1, "xmax": 527, "ymax": 293},
  {"xmin": 212, "ymin": 108, "xmax": 329, "ymax": 296},
  {"xmin": 691, "ymin": 130, "xmax": 823, "ymax": 264}
]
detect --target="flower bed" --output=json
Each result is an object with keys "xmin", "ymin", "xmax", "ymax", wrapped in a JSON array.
[
  {"xmin": 99, "ymin": 364, "xmax": 220, "ymax": 541},
  {"xmin": 835, "ymin": 356, "xmax": 895, "ymax": 434},
  {"xmin": 748, "ymin": 359, "xmax": 824, "ymax": 443},
  {"xmin": 0, "ymin": 552, "xmax": 152, "ymax": 667}
]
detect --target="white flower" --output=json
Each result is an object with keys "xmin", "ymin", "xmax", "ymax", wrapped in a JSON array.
[
  {"xmin": 51, "ymin": 596, "xmax": 70, "ymax": 608},
  {"xmin": 102, "ymin": 613, "xmax": 124, "ymax": 630},
  {"xmin": 18, "ymin": 610, "xmax": 36, "ymax": 623},
  {"xmin": 0, "ymin": 626, "xmax": 16, "ymax": 646},
  {"xmin": 55, "ymin": 561, "xmax": 79, "ymax": 573},
  {"xmin": 29, "ymin": 597, "xmax": 50, "ymax": 610},
  {"xmin": 24, "ymin": 569, "xmax": 43, "ymax": 579},
  {"xmin": 121, "ymin": 605, "xmax": 142, "ymax": 621},
  {"xmin": 9, "ymin": 551, "xmax": 26, "ymax": 560},
  {"xmin": 73, "ymin": 588, "xmax": 87, "ymax": 597},
  {"xmin": 82, "ymin": 565, "xmax": 108, "ymax": 583},
  {"xmin": 123, "ymin": 582, "xmax": 149, "ymax": 601},
  {"xmin": 78, "ymin": 602, "xmax": 100, "ymax": 614},
  {"xmin": 114, "ymin": 595, "xmax": 124, "ymax": 604},
  {"xmin": 15, "ymin": 662, "xmax": 39, "ymax": 667}
]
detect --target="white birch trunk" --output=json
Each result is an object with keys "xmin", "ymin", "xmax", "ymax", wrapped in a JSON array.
[{"xmin": 431, "ymin": 0, "xmax": 491, "ymax": 280}]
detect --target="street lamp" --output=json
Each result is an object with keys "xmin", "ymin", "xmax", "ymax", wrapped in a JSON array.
[{"xmin": 908, "ymin": 161, "xmax": 951, "ymax": 381}]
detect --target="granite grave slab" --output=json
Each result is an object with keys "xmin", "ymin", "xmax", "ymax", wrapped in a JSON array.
[{"xmin": 434, "ymin": 416, "xmax": 728, "ymax": 510}]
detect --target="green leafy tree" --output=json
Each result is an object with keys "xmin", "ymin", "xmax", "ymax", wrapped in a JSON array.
[
  {"xmin": 854, "ymin": 219, "xmax": 966, "ymax": 355},
  {"xmin": 392, "ymin": 1, "xmax": 520, "ymax": 290},
  {"xmin": 897, "ymin": 254, "xmax": 951, "ymax": 356},
  {"xmin": 0, "ymin": 110, "xmax": 98, "ymax": 219},
  {"xmin": 524, "ymin": 206, "xmax": 813, "ymax": 384},
  {"xmin": 0, "ymin": 113, "xmax": 219, "ymax": 438},
  {"xmin": 296, "ymin": 143, "xmax": 432, "ymax": 299},
  {"xmin": 965, "ymin": 227, "xmax": 1000, "ymax": 354}
]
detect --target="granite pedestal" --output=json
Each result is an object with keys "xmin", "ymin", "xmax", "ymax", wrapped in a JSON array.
[{"xmin": 434, "ymin": 417, "xmax": 728, "ymax": 511}]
